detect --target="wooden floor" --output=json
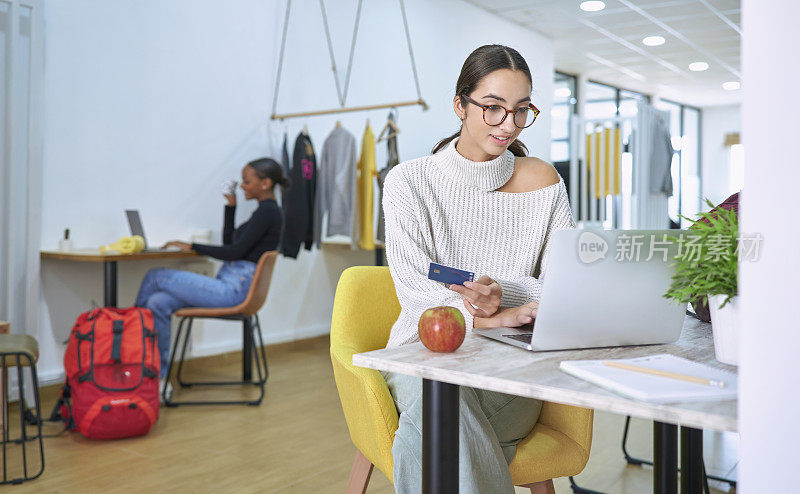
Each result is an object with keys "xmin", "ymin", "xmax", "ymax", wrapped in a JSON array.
[{"xmin": 3, "ymin": 336, "xmax": 737, "ymax": 493}]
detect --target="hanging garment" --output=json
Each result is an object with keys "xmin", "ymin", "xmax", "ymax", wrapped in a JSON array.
[
  {"xmin": 356, "ymin": 124, "xmax": 376, "ymax": 250},
  {"xmin": 313, "ymin": 126, "xmax": 358, "ymax": 249},
  {"xmin": 585, "ymin": 127, "xmax": 621, "ymax": 198},
  {"xmin": 376, "ymin": 114, "xmax": 400, "ymax": 243},
  {"xmin": 277, "ymin": 131, "xmax": 292, "ymax": 250},
  {"xmin": 281, "ymin": 132, "xmax": 317, "ymax": 258},
  {"xmin": 649, "ymin": 116, "xmax": 674, "ymax": 197},
  {"xmin": 280, "ymin": 132, "xmax": 291, "ymax": 185}
]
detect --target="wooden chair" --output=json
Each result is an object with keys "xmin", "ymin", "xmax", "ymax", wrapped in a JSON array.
[
  {"xmin": 330, "ymin": 266, "xmax": 594, "ymax": 493},
  {"xmin": 163, "ymin": 251, "xmax": 278, "ymax": 407}
]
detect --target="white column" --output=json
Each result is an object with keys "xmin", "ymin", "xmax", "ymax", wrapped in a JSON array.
[{"xmin": 739, "ymin": 0, "xmax": 800, "ymax": 490}]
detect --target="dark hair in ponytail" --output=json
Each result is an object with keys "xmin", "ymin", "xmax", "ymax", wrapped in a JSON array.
[
  {"xmin": 432, "ymin": 44, "xmax": 531, "ymax": 157},
  {"xmin": 247, "ymin": 157, "xmax": 292, "ymax": 189}
]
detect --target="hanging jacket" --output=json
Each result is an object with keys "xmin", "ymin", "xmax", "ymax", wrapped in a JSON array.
[
  {"xmin": 281, "ymin": 132, "xmax": 317, "ymax": 258},
  {"xmin": 376, "ymin": 114, "xmax": 400, "ymax": 243},
  {"xmin": 280, "ymin": 132, "xmax": 291, "ymax": 207},
  {"xmin": 313, "ymin": 126, "xmax": 358, "ymax": 249},
  {"xmin": 649, "ymin": 117, "xmax": 674, "ymax": 197},
  {"xmin": 356, "ymin": 124, "xmax": 376, "ymax": 250},
  {"xmin": 278, "ymin": 132, "xmax": 291, "ymax": 247}
]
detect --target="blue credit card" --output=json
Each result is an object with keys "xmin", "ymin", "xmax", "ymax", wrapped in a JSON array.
[{"xmin": 428, "ymin": 262, "xmax": 475, "ymax": 286}]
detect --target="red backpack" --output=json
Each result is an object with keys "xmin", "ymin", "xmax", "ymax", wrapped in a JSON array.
[{"xmin": 56, "ymin": 307, "xmax": 160, "ymax": 439}]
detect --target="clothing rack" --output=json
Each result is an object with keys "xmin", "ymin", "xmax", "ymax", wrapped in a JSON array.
[
  {"xmin": 569, "ymin": 101, "xmax": 672, "ymax": 229},
  {"xmin": 270, "ymin": 0, "xmax": 427, "ymax": 121},
  {"xmin": 271, "ymin": 98, "xmax": 427, "ymax": 121}
]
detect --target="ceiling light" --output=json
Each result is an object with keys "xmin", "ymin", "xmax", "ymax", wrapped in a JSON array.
[
  {"xmin": 642, "ymin": 36, "xmax": 665, "ymax": 46},
  {"xmin": 555, "ymin": 87, "xmax": 572, "ymax": 98},
  {"xmin": 723, "ymin": 81, "xmax": 741, "ymax": 91},
  {"xmin": 580, "ymin": 1, "xmax": 606, "ymax": 12},
  {"xmin": 689, "ymin": 62, "xmax": 709, "ymax": 72}
]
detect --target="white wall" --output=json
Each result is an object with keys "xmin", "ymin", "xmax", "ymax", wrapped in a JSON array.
[
  {"xmin": 701, "ymin": 104, "xmax": 741, "ymax": 207},
  {"xmin": 37, "ymin": 0, "xmax": 554, "ymax": 381},
  {"xmin": 739, "ymin": 0, "xmax": 800, "ymax": 490}
]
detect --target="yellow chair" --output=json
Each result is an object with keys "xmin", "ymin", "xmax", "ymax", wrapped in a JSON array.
[{"xmin": 331, "ymin": 266, "xmax": 594, "ymax": 494}]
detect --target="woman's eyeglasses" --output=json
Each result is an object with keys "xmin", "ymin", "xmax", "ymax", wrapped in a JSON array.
[{"xmin": 461, "ymin": 94, "xmax": 540, "ymax": 129}]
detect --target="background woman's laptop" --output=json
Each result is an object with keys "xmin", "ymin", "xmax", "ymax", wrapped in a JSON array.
[
  {"xmin": 125, "ymin": 210, "xmax": 179, "ymax": 252},
  {"xmin": 474, "ymin": 229, "xmax": 686, "ymax": 352}
]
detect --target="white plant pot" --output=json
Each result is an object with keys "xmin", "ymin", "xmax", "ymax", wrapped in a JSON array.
[{"xmin": 708, "ymin": 294, "xmax": 739, "ymax": 366}]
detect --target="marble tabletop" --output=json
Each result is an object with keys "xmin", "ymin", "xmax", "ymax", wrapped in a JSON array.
[{"xmin": 353, "ymin": 315, "xmax": 737, "ymax": 432}]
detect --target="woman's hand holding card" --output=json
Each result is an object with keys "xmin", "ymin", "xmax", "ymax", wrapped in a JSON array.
[{"xmin": 450, "ymin": 275, "xmax": 503, "ymax": 318}]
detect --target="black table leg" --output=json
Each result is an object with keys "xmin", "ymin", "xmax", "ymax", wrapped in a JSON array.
[
  {"xmin": 103, "ymin": 261, "xmax": 118, "ymax": 307},
  {"xmin": 422, "ymin": 379, "xmax": 459, "ymax": 494},
  {"xmin": 242, "ymin": 317, "xmax": 253, "ymax": 382},
  {"xmin": 654, "ymin": 421, "xmax": 678, "ymax": 494},
  {"xmin": 680, "ymin": 426, "xmax": 704, "ymax": 494}
]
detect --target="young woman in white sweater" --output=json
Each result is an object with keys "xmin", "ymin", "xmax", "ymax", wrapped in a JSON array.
[{"xmin": 381, "ymin": 44, "xmax": 575, "ymax": 493}]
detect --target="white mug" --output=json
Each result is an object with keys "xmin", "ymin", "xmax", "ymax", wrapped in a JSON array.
[
  {"xmin": 59, "ymin": 238, "xmax": 73, "ymax": 251},
  {"xmin": 221, "ymin": 179, "xmax": 238, "ymax": 197},
  {"xmin": 191, "ymin": 229, "xmax": 212, "ymax": 244}
]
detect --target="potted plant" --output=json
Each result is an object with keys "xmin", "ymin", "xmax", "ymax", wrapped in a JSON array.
[{"xmin": 664, "ymin": 199, "xmax": 739, "ymax": 365}]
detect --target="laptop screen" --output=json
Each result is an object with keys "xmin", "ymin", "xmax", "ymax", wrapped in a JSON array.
[{"xmin": 125, "ymin": 210, "xmax": 148, "ymax": 249}]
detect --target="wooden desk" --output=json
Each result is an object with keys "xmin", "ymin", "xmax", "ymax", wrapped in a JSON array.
[
  {"xmin": 354, "ymin": 316, "xmax": 736, "ymax": 494},
  {"xmin": 41, "ymin": 249, "xmax": 199, "ymax": 306}
]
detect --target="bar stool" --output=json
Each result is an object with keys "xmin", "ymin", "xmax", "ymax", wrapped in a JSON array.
[
  {"xmin": 163, "ymin": 251, "xmax": 278, "ymax": 407},
  {"xmin": 0, "ymin": 334, "xmax": 44, "ymax": 485}
]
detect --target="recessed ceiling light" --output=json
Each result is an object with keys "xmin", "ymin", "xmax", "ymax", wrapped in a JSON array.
[
  {"xmin": 689, "ymin": 62, "xmax": 709, "ymax": 72},
  {"xmin": 723, "ymin": 81, "xmax": 741, "ymax": 91},
  {"xmin": 580, "ymin": 1, "xmax": 606, "ymax": 12},
  {"xmin": 555, "ymin": 87, "xmax": 572, "ymax": 98},
  {"xmin": 643, "ymin": 36, "xmax": 665, "ymax": 46}
]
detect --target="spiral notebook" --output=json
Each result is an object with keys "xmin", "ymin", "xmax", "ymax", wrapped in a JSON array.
[{"xmin": 559, "ymin": 354, "xmax": 738, "ymax": 404}]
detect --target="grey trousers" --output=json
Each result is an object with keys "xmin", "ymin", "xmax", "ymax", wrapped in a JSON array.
[{"xmin": 382, "ymin": 371, "xmax": 543, "ymax": 494}]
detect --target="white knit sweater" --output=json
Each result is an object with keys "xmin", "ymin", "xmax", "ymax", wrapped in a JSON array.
[{"xmin": 382, "ymin": 137, "xmax": 575, "ymax": 348}]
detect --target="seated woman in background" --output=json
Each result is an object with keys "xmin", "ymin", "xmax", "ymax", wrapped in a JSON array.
[{"xmin": 134, "ymin": 158, "xmax": 289, "ymax": 390}]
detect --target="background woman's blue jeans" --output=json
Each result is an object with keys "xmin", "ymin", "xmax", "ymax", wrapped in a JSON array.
[{"xmin": 134, "ymin": 260, "xmax": 256, "ymax": 377}]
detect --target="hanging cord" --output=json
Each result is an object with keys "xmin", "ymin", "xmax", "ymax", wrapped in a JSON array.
[
  {"xmin": 270, "ymin": 0, "xmax": 427, "ymax": 119},
  {"xmin": 271, "ymin": 0, "xmax": 293, "ymax": 117},
  {"xmin": 341, "ymin": 0, "xmax": 364, "ymax": 106},
  {"xmin": 398, "ymin": 0, "xmax": 423, "ymax": 102},
  {"xmin": 318, "ymin": 0, "xmax": 345, "ymax": 106}
]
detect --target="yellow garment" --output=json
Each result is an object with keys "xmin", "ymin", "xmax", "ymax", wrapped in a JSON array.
[
  {"xmin": 100, "ymin": 235, "xmax": 145, "ymax": 254},
  {"xmin": 357, "ymin": 124, "xmax": 376, "ymax": 250},
  {"xmin": 585, "ymin": 127, "xmax": 621, "ymax": 198},
  {"xmin": 330, "ymin": 266, "xmax": 594, "ymax": 485}
]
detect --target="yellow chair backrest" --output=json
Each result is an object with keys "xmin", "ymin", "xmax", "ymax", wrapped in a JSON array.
[{"xmin": 330, "ymin": 266, "xmax": 401, "ymax": 479}]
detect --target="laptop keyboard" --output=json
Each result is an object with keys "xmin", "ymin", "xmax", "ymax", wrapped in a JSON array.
[{"xmin": 502, "ymin": 333, "xmax": 533, "ymax": 344}]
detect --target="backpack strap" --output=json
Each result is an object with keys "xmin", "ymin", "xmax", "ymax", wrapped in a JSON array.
[{"xmin": 110, "ymin": 320, "xmax": 124, "ymax": 362}]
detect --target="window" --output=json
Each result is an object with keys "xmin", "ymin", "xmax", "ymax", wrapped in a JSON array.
[
  {"xmin": 655, "ymin": 99, "xmax": 702, "ymax": 227},
  {"xmin": 551, "ymin": 72, "xmax": 576, "ymax": 163}
]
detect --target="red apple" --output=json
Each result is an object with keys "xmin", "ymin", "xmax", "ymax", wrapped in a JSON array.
[{"xmin": 418, "ymin": 307, "xmax": 465, "ymax": 352}]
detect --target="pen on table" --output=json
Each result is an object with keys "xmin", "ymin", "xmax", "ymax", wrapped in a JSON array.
[{"xmin": 602, "ymin": 361, "xmax": 726, "ymax": 388}]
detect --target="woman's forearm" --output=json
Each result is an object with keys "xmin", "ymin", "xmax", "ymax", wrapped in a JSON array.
[{"xmin": 473, "ymin": 315, "xmax": 495, "ymax": 329}]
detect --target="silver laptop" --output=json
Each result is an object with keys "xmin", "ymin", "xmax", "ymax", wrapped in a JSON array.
[
  {"xmin": 125, "ymin": 210, "xmax": 177, "ymax": 252},
  {"xmin": 474, "ymin": 229, "xmax": 687, "ymax": 352}
]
